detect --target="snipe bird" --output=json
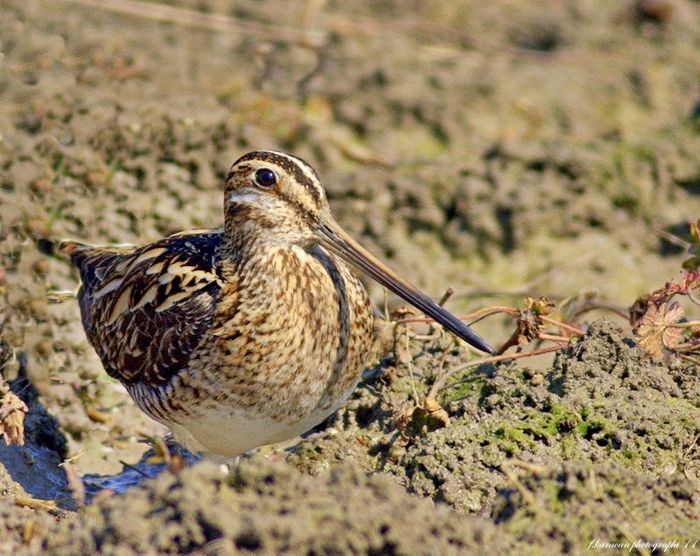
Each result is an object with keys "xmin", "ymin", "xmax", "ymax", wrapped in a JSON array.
[{"xmin": 62, "ymin": 151, "xmax": 492, "ymax": 457}]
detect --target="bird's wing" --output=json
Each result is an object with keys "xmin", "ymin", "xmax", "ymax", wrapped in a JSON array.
[{"xmin": 64, "ymin": 230, "xmax": 224, "ymax": 385}]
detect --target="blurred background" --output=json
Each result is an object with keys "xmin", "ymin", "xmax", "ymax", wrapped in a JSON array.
[{"xmin": 1, "ymin": 0, "xmax": 700, "ymax": 472}]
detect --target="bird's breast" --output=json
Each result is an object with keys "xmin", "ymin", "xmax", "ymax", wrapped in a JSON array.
[{"xmin": 185, "ymin": 244, "xmax": 374, "ymax": 423}]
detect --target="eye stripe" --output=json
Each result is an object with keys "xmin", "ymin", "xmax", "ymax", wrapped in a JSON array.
[
  {"xmin": 234, "ymin": 151, "xmax": 323, "ymax": 208},
  {"xmin": 272, "ymin": 151, "xmax": 319, "ymax": 184}
]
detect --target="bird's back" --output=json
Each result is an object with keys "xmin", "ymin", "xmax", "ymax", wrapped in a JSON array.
[{"xmin": 62, "ymin": 230, "xmax": 224, "ymax": 386}]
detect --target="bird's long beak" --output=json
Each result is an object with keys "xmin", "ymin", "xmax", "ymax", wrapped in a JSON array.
[{"xmin": 317, "ymin": 216, "xmax": 493, "ymax": 354}]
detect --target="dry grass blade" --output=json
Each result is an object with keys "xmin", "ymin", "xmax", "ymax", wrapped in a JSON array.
[
  {"xmin": 63, "ymin": 463, "xmax": 86, "ymax": 509},
  {"xmin": 55, "ymin": 0, "xmax": 326, "ymax": 46},
  {"xmin": 539, "ymin": 316, "xmax": 585, "ymax": 336},
  {"xmin": 14, "ymin": 495, "xmax": 62, "ymax": 516},
  {"xmin": 431, "ymin": 345, "xmax": 566, "ymax": 396},
  {"xmin": 499, "ymin": 461, "xmax": 544, "ymax": 517}
]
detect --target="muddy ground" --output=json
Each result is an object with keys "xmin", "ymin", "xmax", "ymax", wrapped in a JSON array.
[{"xmin": 1, "ymin": 0, "xmax": 700, "ymax": 554}]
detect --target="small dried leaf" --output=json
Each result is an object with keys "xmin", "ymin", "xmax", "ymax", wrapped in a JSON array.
[
  {"xmin": 398, "ymin": 398, "xmax": 451, "ymax": 440},
  {"xmin": 635, "ymin": 302, "xmax": 684, "ymax": 361},
  {"xmin": 524, "ymin": 296, "xmax": 555, "ymax": 316},
  {"xmin": 496, "ymin": 306, "xmax": 544, "ymax": 354},
  {"xmin": 423, "ymin": 396, "xmax": 451, "ymax": 427},
  {"xmin": 630, "ymin": 294, "xmax": 652, "ymax": 328},
  {"xmin": 680, "ymin": 270, "xmax": 700, "ymax": 293},
  {"xmin": 86, "ymin": 405, "xmax": 111, "ymax": 424},
  {"xmin": 630, "ymin": 278, "xmax": 686, "ymax": 327},
  {"xmin": 0, "ymin": 386, "xmax": 28, "ymax": 446}
]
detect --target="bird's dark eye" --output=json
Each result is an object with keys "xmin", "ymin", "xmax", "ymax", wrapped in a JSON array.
[{"xmin": 254, "ymin": 168, "xmax": 277, "ymax": 188}]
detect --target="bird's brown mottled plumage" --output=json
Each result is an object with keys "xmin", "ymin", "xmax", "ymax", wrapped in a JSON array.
[
  {"xmin": 62, "ymin": 150, "xmax": 491, "ymax": 457},
  {"xmin": 65, "ymin": 231, "xmax": 223, "ymax": 385}
]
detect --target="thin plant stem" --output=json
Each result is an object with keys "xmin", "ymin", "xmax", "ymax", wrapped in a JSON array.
[{"xmin": 432, "ymin": 344, "xmax": 566, "ymax": 395}]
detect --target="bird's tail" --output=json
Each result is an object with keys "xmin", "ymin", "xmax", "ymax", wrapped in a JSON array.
[
  {"xmin": 58, "ymin": 240, "xmax": 94, "ymax": 269},
  {"xmin": 59, "ymin": 239, "xmax": 91, "ymax": 256},
  {"xmin": 46, "ymin": 241, "xmax": 95, "ymax": 303},
  {"xmin": 58, "ymin": 239, "xmax": 137, "ymax": 286}
]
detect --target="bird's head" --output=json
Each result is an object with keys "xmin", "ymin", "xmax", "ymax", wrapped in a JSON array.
[{"xmin": 224, "ymin": 150, "xmax": 328, "ymax": 246}]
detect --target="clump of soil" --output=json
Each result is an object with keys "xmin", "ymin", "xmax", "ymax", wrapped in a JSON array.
[
  {"xmin": 0, "ymin": 497, "xmax": 64, "ymax": 552},
  {"xmin": 40, "ymin": 460, "xmax": 505, "ymax": 555},
  {"xmin": 548, "ymin": 321, "xmax": 700, "ymax": 475},
  {"xmin": 491, "ymin": 462, "xmax": 700, "ymax": 553},
  {"xmin": 289, "ymin": 320, "xmax": 700, "ymax": 517}
]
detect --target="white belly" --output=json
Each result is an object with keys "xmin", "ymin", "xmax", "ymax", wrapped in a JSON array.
[{"xmin": 165, "ymin": 383, "xmax": 357, "ymax": 457}]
